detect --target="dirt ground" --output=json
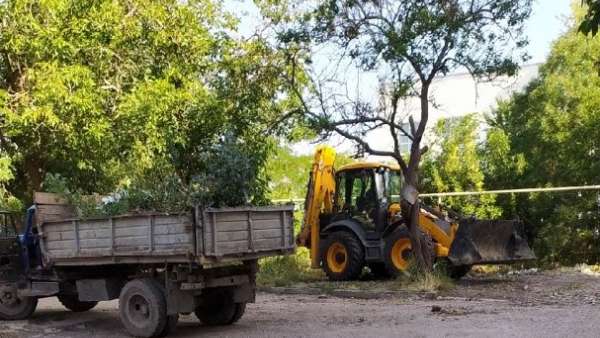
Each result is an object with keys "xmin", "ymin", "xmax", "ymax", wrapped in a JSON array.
[{"xmin": 2, "ymin": 269, "xmax": 600, "ymax": 338}]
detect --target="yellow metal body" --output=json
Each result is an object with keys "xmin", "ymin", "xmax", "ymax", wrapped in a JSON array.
[
  {"xmin": 297, "ymin": 146, "xmax": 460, "ymax": 271},
  {"xmin": 296, "ymin": 145, "xmax": 337, "ymax": 268}
]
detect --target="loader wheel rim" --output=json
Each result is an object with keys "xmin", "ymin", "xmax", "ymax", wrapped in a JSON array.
[
  {"xmin": 391, "ymin": 238, "xmax": 412, "ymax": 271},
  {"xmin": 327, "ymin": 242, "xmax": 348, "ymax": 273}
]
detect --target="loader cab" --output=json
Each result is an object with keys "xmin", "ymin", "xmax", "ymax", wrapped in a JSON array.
[{"xmin": 333, "ymin": 162, "xmax": 402, "ymax": 233}]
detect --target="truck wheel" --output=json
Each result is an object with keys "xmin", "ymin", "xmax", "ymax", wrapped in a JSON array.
[
  {"xmin": 158, "ymin": 314, "xmax": 179, "ymax": 338},
  {"xmin": 155, "ymin": 283, "xmax": 178, "ymax": 337},
  {"xmin": 58, "ymin": 295, "xmax": 98, "ymax": 312},
  {"xmin": 383, "ymin": 227, "xmax": 435, "ymax": 277},
  {"xmin": 119, "ymin": 279, "xmax": 167, "ymax": 338},
  {"xmin": 195, "ymin": 288, "xmax": 246, "ymax": 326},
  {"xmin": 0, "ymin": 286, "xmax": 37, "ymax": 320},
  {"xmin": 321, "ymin": 231, "xmax": 364, "ymax": 281}
]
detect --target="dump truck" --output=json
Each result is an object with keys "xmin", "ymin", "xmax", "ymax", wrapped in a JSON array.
[
  {"xmin": 297, "ymin": 146, "xmax": 535, "ymax": 281},
  {"xmin": 0, "ymin": 192, "xmax": 294, "ymax": 337}
]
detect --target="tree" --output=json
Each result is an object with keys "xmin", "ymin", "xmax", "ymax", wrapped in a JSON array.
[
  {"xmin": 580, "ymin": 0, "xmax": 600, "ymax": 36},
  {"xmin": 0, "ymin": 0, "xmax": 302, "ymax": 204},
  {"xmin": 421, "ymin": 114, "xmax": 502, "ymax": 219},
  {"xmin": 264, "ymin": 0, "xmax": 532, "ymax": 271},
  {"xmin": 488, "ymin": 10, "xmax": 600, "ymax": 264}
]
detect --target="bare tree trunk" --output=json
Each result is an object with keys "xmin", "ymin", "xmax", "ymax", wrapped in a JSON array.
[
  {"xmin": 401, "ymin": 174, "xmax": 433, "ymax": 272},
  {"xmin": 402, "ymin": 84, "xmax": 433, "ymax": 272}
]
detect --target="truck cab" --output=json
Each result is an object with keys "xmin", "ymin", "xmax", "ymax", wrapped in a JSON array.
[{"xmin": 0, "ymin": 212, "xmax": 22, "ymax": 282}]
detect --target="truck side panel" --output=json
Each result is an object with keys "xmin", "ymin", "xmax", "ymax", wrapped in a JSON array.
[
  {"xmin": 199, "ymin": 206, "xmax": 295, "ymax": 257},
  {"xmin": 39, "ymin": 214, "xmax": 194, "ymax": 262},
  {"xmin": 37, "ymin": 203, "xmax": 295, "ymax": 266}
]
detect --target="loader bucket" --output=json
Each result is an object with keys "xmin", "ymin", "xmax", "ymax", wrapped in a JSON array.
[{"xmin": 448, "ymin": 219, "xmax": 536, "ymax": 266}]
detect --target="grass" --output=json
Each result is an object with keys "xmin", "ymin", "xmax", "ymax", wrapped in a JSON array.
[
  {"xmin": 256, "ymin": 247, "xmax": 325, "ymax": 287},
  {"xmin": 394, "ymin": 259, "xmax": 455, "ymax": 292},
  {"xmin": 257, "ymin": 251, "xmax": 455, "ymax": 294}
]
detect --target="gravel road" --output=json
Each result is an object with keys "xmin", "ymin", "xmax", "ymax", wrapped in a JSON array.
[{"xmin": 2, "ymin": 269, "xmax": 599, "ymax": 338}]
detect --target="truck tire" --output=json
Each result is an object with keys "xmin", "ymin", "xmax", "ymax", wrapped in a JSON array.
[
  {"xmin": 0, "ymin": 286, "xmax": 37, "ymax": 320},
  {"xmin": 321, "ymin": 231, "xmax": 365, "ymax": 281},
  {"xmin": 119, "ymin": 279, "xmax": 167, "ymax": 338},
  {"xmin": 383, "ymin": 227, "xmax": 435, "ymax": 277},
  {"xmin": 155, "ymin": 283, "xmax": 178, "ymax": 337},
  {"xmin": 195, "ymin": 288, "xmax": 246, "ymax": 326},
  {"xmin": 158, "ymin": 314, "xmax": 179, "ymax": 338},
  {"xmin": 58, "ymin": 295, "xmax": 98, "ymax": 312}
]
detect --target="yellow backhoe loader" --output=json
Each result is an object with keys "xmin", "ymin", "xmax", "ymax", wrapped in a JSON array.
[{"xmin": 296, "ymin": 145, "xmax": 535, "ymax": 281}]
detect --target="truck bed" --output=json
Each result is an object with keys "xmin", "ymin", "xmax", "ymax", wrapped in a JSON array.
[{"xmin": 36, "ymin": 204, "xmax": 295, "ymax": 267}]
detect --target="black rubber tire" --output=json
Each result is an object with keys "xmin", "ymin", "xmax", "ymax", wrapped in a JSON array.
[
  {"xmin": 321, "ymin": 231, "xmax": 365, "ymax": 281},
  {"xmin": 119, "ymin": 279, "xmax": 167, "ymax": 338},
  {"xmin": 58, "ymin": 295, "xmax": 98, "ymax": 312},
  {"xmin": 195, "ymin": 288, "xmax": 246, "ymax": 326},
  {"xmin": 0, "ymin": 287, "xmax": 37, "ymax": 320},
  {"xmin": 383, "ymin": 227, "xmax": 435, "ymax": 277},
  {"xmin": 368, "ymin": 263, "xmax": 393, "ymax": 279},
  {"xmin": 447, "ymin": 264, "xmax": 472, "ymax": 280},
  {"xmin": 158, "ymin": 314, "xmax": 179, "ymax": 338}
]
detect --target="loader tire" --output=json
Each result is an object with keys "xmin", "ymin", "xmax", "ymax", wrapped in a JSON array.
[
  {"xmin": 368, "ymin": 262, "xmax": 393, "ymax": 279},
  {"xmin": 447, "ymin": 264, "xmax": 472, "ymax": 280},
  {"xmin": 383, "ymin": 227, "xmax": 435, "ymax": 277},
  {"xmin": 58, "ymin": 295, "xmax": 98, "ymax": 312},
  {"xmin": 321, "ymin": 231, "xmax": 365, "ymax": 281}
]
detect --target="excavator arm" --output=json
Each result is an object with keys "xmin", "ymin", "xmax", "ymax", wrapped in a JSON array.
[{"xmin": 296, "ymin": 146, "xmax": 336, "ymax": 268}]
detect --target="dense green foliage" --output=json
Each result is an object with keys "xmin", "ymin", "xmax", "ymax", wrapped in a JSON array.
[
  {"xmin": 421, "ymin": 115, "xmax": 501, "ymax": 219},
  {"xmin": 266, "ymin": 145, "xmax": 354, "ymax": 201},
  {"xmin": 580, "ymin": 0, "xmax": 600, "ymax": 36},
  {"xmin": 483, "ymin": 16, "xmax": 600, "ymax": 265},
  {"xmin": 0, "ymin": 0, "xmax": 302, "ymax": 210}
]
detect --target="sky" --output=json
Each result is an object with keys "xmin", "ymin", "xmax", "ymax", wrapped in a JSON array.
[
  {"xmin": 224, "ymin": 0, "xmax": 574, "ymax": 155},
  {"xmin": 225, "ymin": 0, "xmax": 573, "ymax": 64},
  {"xmin": 526, "ymin": 0, "xmax": 573, "ymax": 63}
]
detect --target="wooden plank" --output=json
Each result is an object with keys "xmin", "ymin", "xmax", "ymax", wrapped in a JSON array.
[
  {"xmin": 73, "ymin": 220, "xmax": 80, "ymax": 256},
  {"xmin": 205, "ymin": 218, "xmax": 285, "ymax": 233},
  {"xmin": 149, "ymin": 215, "xmax": 155, "ymax": 253},
  {"xmin": 109, "ymin": 218, "xmax": 115, "ymax": 255},
  {"xmin": 115, "ymin": 217, "xmax": 151, "ymax": 228},
  {"xmin": 79, "ymin": 238, "xmax": 112, "ymax": 249},
  {"xmin": 214, "ymin": 212, "xmax": 248, "ymax": 223},
  {"xmin": 114, "ymin": 236, "xmax": 149, "ymax": 249},
  {"xmin": 153, "ymin": 223, "xmax": 189, "ymax": 235},
  {"xmin": 216, "ymin": 228, "xmax": 282, "ymax": 242},
  {"xmin": 46, "ymin": 240, "xmax": 74, "ymax": 250},
  {"xmin": 154, "ymin": 215, "xmax": 190, "ymax": 226},
  {"xmin": 45, "ymin": 231, "xmax": 74, "ymax": 241},
  {"xmin": 250, "ymin": 212, "xmax": 284, "ymax": 221},
  {"xmin": 34, "ymin": 192, "xmax": 69, "ymax": 205},
  {"xmin": 211, "ymin": 212, "xmax": 217, "ymax": 255},
  {"xmin": 211, "ymin": 210, "xmax": 290, "ymax": 222},
  {"xmin": 253, "ymin": 238, "xmax": 286, "ymax": 251},
  {"xmin": 114, "ymin": 226, "xmax": 148, "ymax": 238},
  {"xmin": 153, "ymin": 234, "xmax": 192, "ymax": 245},
  {"xmin": 247, "ymin": 211, "xmax": 254, "ymax": 252},
  {"xmin": 78, "ymin": 229, "xmax": 112, "ymax": 240},
  {"xmin": 41, "ymin": 222, "xmax": 74, "ymax": 233}
]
